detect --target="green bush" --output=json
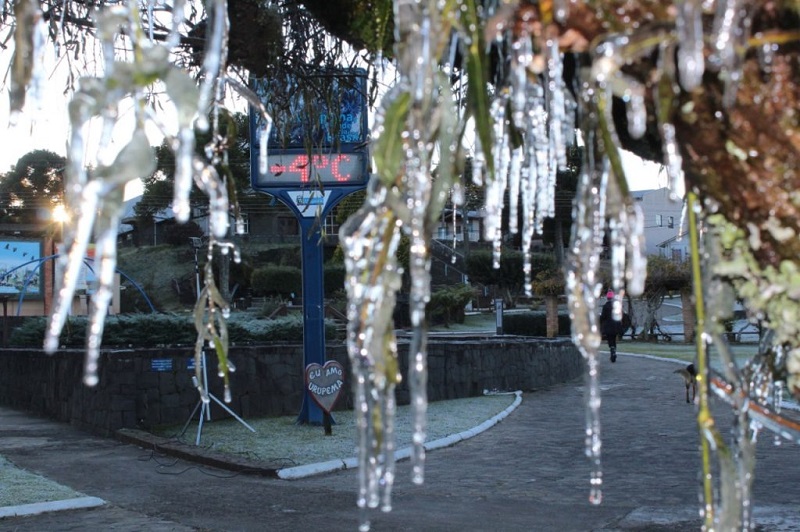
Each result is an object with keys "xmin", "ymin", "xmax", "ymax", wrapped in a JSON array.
[
  {"xmin": 250, "ymin": 265, "xmax": 302, "ymax": 297},
  {"xmin": 324, "ymin": 264, "xmax": 346, "ymax": 297},
  {"xmin": 428, "ymin": 284, "xmax": 475, "ymax": 326},
  {"xmin": 255, "ymin": 247, "xmax": 301, "ymax": 267},
  {"xmin": 8, "ymin": 313, "xmax": 339, "ymax": 347},
  {"xmin": 259, "ymin": 296, "xmax": 288, "ymax": 317},
  {"xmin": 502, "ymin": 311, "xmax": 571, "ymax": 337},
  {"xmin": 162, "ymin": 220, "xmax": 204, "ymax": 246}
]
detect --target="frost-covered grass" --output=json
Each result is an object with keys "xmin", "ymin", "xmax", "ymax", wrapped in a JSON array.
[
  {"xmin": 156, "ymin": 393, "xmax": 518, "ymax": 468},
  {"xmin": 0, "ymin": 456, "xmax": 84, "ymax": 507},
  {"xmin": 616, "ymin": 340, "xmax": 758, "ymax": 366}
]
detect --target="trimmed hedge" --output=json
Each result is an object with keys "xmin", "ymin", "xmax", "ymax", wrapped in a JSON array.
[
  {"xmin": 503, "ymin": 311, "xmax": 571, "ymax": 337},
  {"xmin": 8, "ymin": 313, "xmax": 339, "ymax": 348},
  {"xmin": 250, "ymin": 265, "xmax": 302, "ymax": 298},
  {"xmin": 324, "ymin": 264, "xmax": 346, "ymax": 297}
]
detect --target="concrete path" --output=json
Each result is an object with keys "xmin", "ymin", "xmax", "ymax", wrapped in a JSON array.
[{"xmin": 2, "ymin": 353, "xmax": 800, "ymax": 531}]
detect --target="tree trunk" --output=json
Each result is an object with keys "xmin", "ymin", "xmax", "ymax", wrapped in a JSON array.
[
  {"xmin": 545, "ymin": 295, "xmax": 559, "ymax": 338},
  {"xmin": 681, "ymin": 288, "xmax": 695, "ymax": 344},
  {"xmin": 554, "ymin": 219, "xmax": 565, "ymax": 267}
]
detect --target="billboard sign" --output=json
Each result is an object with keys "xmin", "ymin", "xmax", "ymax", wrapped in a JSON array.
[{"xmin": 0, "ymin": 240, "xmax": 43, "ymax": 297}]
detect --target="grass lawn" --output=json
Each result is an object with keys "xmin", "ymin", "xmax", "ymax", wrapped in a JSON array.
[
  {"xmin": 154, "ymin": 393, "xmax": 519, "ymax": 469},
  {"xmin": 446, "ymin": 311, "xmax": 761, "ymax": 369},
  {"xmin": 0, "ymin": 456, "xmax": 85, "ymax": 507}
]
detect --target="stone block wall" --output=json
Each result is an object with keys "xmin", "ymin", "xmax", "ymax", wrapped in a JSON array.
[{"xmin": 0, "ymin": 337, "xmax": 582, "ymax": 436}]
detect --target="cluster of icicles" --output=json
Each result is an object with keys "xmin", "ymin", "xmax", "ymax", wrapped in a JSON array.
[
  {"xmin": 11, "ymin": 0, "xmax": 272, "ymax": 405},
  {"xmin": 343, "ymin": 1, "xmax": 793, "ymax": 531},
  {"xmin": 9, "ymin": 0, "xmax": 797, "ymax": 530}
]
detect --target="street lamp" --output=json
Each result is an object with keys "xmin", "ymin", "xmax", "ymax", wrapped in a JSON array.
[
  {"xmin": 52, "ymin": 204, "xmax": 69, "ymax": 245},
  {"xmin": 189, "ymin": 237, "xmax": 202, "ymax": 299}
]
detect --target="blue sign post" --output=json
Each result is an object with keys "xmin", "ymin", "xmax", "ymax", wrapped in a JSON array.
[{"xmin": 249, "ymin": 69, "xmax": 368, "ymax": 424}]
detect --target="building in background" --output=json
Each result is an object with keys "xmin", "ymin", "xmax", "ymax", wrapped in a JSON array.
[{"xmin": 632, "ymin": 188, "xmax": 688, "ymax": 260}]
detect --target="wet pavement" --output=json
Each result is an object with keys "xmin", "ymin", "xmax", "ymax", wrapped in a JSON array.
[{"xmin": 2, "ymin": 352, "xmax": 800, "ymax": 531}]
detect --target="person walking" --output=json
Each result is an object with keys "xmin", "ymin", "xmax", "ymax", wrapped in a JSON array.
[{"xmin": 600, "ymin": 290, "xmax": 621, "ymax": 362}]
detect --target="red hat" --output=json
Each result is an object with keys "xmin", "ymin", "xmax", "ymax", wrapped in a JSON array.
[{"xmin": 606, "ymin": 290, "xmax": 614, "ymax": 299}]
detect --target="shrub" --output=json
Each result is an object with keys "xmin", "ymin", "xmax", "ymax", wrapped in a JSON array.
[
  {"xmin": 259, "ymin": 296, "xmax": 287, "ymax": 318},
  {"xmin": 502, "ymin": 311, "xmax": 571, "ymax": 336},
  {"xmin": 428, "ymin": 284, "xmax": 475, "ymax": 326},
  {"xmin": 250, "ymin": 265, "xmax": 302, "ymax": 298},
  {"xmin": 529, "ymin": 253, "xmax": 565, "ymax": 296},
  {"xmin": 8, "ymin": 313, "xmax": 341, "ymax": 347},
  {"xmin": 324, "ymin": 264, "xmax": 346, "ymax": 297},
  {"xmin": 255, "ymin": 247, "xmax": 301, "ymax": 267},
  {"xmin": 162, "ymin": 220, "xmax": 204, "ymax": 246}
]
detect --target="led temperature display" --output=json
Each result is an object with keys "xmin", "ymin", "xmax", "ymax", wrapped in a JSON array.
[{"xmin": 254, "ymin": 152, "xmax": 366, "ymax": 186}]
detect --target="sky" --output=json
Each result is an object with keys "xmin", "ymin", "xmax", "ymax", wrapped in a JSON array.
[
  {"xmin": 0, "ymin": 84, "xmax": 667, "ymax": 201},
  {"xmin": 0, "ymin": 44, "xmax": 668, "ymax": 202}
]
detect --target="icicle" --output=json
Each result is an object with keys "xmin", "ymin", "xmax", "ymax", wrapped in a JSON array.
[
  {"xmin": 566, "ymin": 102, "xmax": 608, "ymax": 503},
  {"xmin": 710, "ymin": 0, "xmax": 740, "ymax": 72},
  {"xmin": 192, "ymin": 158, "xmax": 230, "ymax": 239},
  {"xmin": 172, "ymin": 127, "xmax": 196, "ymax": 222},
  {"xmin": 508, "ymin": 148, "xmax": 522, "ymax": 235},
  {"xmin": 757, "ymin": 42, "xmax": 777, "ymax": 74},
  {"xmin": 625, "ymin": 204, "xmax": 647, "ymax": 297},
  {"xmin": 546, "ymin": 39, "xmax": 568, "ymax": 170},
  {"xmin": 710, "ymin": 0, "xmax": 751, "ymax": 108},
  {"xmin": 341, "ymin": 197, "xmax": 403, "ymax": 531},
  {"xmin": 83, "ymin": 192, "xmax": 124, "ymax": 386},
  {"xmin": 225, "ymin": 77, "xmax": 272, "ymax": 175},
  {"xmin": 165, "ymin": 0, "xmax": 188, "ymax": 49},
  {"xmin": 521, "ymin": 160, "xmax": 535, "ymax": 295},
  {"xmin": 8, "ymin": 0, "xmax": 47, "ymax": 119},
  {"xmin": 553, "ymin": 0, "xmax": 569, "ymax": 22},
  {"xmin": 195, "ymin": 0, "xmax": 229, "ymax": 131},
  {"xmin": 675, "ymin": 0, "xmax": 706, "ymax": 91},
  {"xmin": 146, "ymin": 0, "xmax": 155, "ymax": 41},
  {"xmin": 45, "ymin": 184, "xmax": 99, "ymax": 353},
  {"xmin": 531, "ymin": 91, "xmax": 549, "ymax": 233},
  {"xmin": 483, "ymin": 93, "xmax": 509, "ymax": 261}
]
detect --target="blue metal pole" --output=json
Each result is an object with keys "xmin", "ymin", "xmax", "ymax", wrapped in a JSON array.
[{"xmin": 296, "ymin": 217, "xmax": 326, "ymax": 425}]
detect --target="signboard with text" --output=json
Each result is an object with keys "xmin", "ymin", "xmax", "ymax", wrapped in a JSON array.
[{"xmin": 305, "ymin": 361, "xmax": 345, "ymax": 414}]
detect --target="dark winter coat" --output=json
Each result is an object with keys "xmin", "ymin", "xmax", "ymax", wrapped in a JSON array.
[{"xmin": 600, "ymin": 300, "xmax": 622, "ymax": 338}]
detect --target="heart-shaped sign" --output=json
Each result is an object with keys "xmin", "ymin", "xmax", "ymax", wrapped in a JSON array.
[{"xmin": 305, "ymin": 361, "xmax": 345, "ymax": 414}]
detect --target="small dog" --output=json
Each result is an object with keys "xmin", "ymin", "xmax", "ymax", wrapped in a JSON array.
[{"xmin": 674, "ymin": 363, "xmax": 697, "ymax": 403}]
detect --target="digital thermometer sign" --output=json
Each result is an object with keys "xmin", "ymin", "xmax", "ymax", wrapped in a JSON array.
[
  {"xmin": 249, "ymin": 69, "xmax": 369, "ymax": 190},
  {"xmin": 254, "ymin": 151, "xmax": 367, "ymax": 186}
]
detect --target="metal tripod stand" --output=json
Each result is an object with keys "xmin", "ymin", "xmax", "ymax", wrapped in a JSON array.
[{"xmin": 180, "ymin": 238, "xmax": 255, "ymax": 445}]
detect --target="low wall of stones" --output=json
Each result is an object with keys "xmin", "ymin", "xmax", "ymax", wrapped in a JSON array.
[{"xmin": 0, "ymin": 337, "xmax": 583, "ymax": 436}]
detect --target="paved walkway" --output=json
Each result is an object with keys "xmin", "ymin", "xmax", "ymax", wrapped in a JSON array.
[{"xmin": 3, "ymin": 353, "xmax": 800, "ymax": 531}]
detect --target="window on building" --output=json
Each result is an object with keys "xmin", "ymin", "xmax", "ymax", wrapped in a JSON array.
[
  {"xmin": 323, "ymin": 212, "xmax": 338, "ymax": 236},
  {"xmin": 235, "ymin": 213, "xmax": 250, "ymax": 235},
  {"xmin": 668, "ymin": 216, "xmax": 674, "ymax": 229},
  {"xmin": 655, "ymin": 214, "xmax": 663, "ymax": 227}
]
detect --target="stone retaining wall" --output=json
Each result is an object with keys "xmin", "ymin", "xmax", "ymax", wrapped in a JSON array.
[{"xmin": 0, "ymin": 337, "xmax": 582, "ymax": 436}]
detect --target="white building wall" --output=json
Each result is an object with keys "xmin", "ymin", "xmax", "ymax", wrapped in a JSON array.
[{"xmin": 632, "ymin": 188, "xmax": 688, "ymax": 260}]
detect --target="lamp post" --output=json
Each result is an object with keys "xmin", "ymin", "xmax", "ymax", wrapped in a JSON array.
[
  {"xmin": 189, "ymin": 236, "xmax": 202, "ymax": 299},
  {"xmin": 52, "ymin": 205, "xmax": 68, "ymax": 247},
  {"xmin": 49, "ymin": 205, "xmax": 69, "ymax": 316}
]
